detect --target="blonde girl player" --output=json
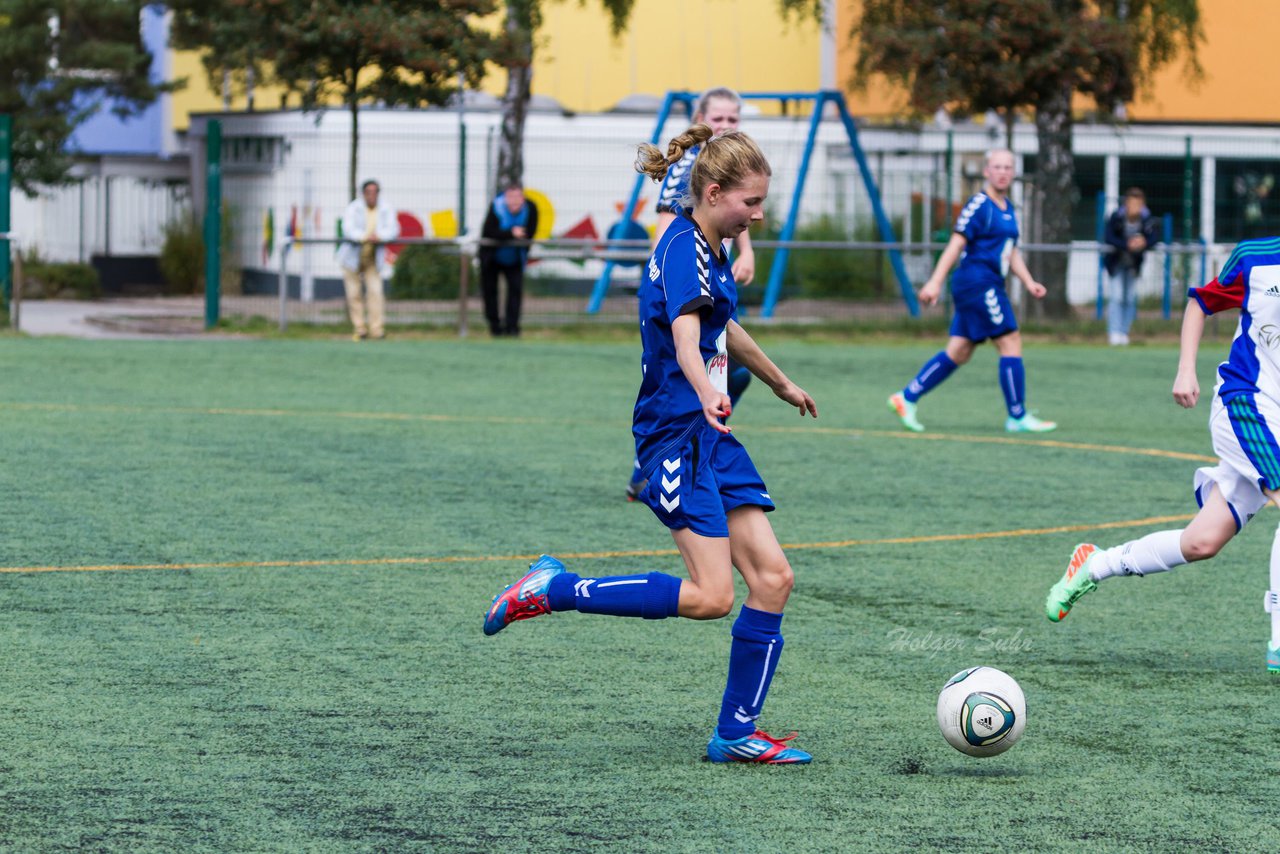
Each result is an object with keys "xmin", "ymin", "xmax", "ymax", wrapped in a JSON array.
[
  {"xmin": 1046, "ymin": 236, "xmax": 1280, "ymax": 673},
  {"xmin": 484, "ymin": 125, "xmax": 821, "ymax": 763},
  {"xmin": 887, "ymin": 149, "xmax": 1057, "ymax": 434},
  {"xmin": 628, "ymin": 87, "xmax": 755, "ymax": 499}
]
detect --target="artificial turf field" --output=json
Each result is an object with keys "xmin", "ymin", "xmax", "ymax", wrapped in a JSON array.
[{"xmin": 1, "ymin": 332, "xmax": 1277, "ymax": 852}]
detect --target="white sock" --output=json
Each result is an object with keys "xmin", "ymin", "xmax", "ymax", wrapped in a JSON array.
[
  {"xmin": 1089, "ymin": 530, "xmax": 1187, "ymax": 581},
  {"xmin": 1268, "ymin": 525, "xmax": 1280, "ymax": 647}
]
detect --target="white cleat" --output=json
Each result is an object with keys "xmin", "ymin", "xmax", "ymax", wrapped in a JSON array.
[{"xmin": 1006, "ymin": 413, "xmax": 1057, "ymax": 433}]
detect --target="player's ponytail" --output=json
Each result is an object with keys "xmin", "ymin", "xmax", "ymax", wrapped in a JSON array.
[{"xmin": 635, "ymin": 124, "xmax": 716, "ymax": 183}]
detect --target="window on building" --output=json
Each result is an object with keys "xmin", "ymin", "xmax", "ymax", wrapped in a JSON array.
[{"xmin": 1214, "ymin": 158, "xmax": 1280, "ymax": 243}]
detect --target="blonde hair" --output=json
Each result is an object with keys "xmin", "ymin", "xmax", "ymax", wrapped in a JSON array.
[{"xmin": 635, "ymin": 126, "xmax": 771, "ymax": 212}]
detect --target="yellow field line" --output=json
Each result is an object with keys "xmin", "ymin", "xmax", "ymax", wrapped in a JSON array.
[
  {"xmin": 0, "ymin": 513, "xmax": 1196, "ymax": 575},
  {"xmin": 0, "ymin": 401, "xmax": 1219, "ymax": 462}
]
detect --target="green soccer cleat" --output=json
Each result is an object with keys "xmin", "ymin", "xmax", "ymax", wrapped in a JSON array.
[
  {"xmin": 1046, "ymin": 543, "xmax": 1099, "ymax": 622},
  {"xmin": 888, "ymin": 392, "xmax": 925, "ymax": 432},
  {"xmin": 1268, "ymin": 643, "xmax": 1280, "ymax": 675},
  {"xmin": 1006, "ymin": 413, "xmax": 1058, "ymax": 433}
]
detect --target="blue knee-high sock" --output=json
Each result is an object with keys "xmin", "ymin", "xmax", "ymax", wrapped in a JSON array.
[
  {"xmin": 546, "ymin": 571, "xmax": 681, "ymax": 619},
  {"xmin": 904, "ymin": 351, "xmax": 958, "ymax": 403},
  {"xmin": 716, "ymin": 606, "xmax": 784, "ymax": 740},
  {"xmin": 999, "ymin": 356, "xmax": 1026, "ymax": 419}
]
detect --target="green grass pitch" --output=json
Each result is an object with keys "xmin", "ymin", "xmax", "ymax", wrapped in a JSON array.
[{"xmin": 0, "ymin": 333, "xmax": 1277, "ymax": 852}]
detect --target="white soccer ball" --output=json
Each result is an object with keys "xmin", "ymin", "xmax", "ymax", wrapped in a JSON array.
[{"xmin": 936, "ymin": 666, "xmax": 1026, "ymax": 757}]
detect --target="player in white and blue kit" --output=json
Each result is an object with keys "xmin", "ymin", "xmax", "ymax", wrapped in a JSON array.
[
  {"xmin": 887, "ymin": 149, "xmax": 1058, "ymax": 434},
  {"xmin": 1047, "ymin": 236, "xmax": 1280, "ymax": 673},
  {"xmin": 627, "ymin": 87, "xmax": 755, "ymax": 500},
  {"xmin": 484, "ymin": 125, "xmax": 822, "ymax": 762}
]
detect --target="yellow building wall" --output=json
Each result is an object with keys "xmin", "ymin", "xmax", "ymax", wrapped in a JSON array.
[
  {"xmin": 509, "ymin": 0, "xmax": 823, "ymax": 113},
  {"xmin": 167, "ymin": 0, "xmax": 824, "ymax": 130},
  {"xmin": 170, "ymin": 51, "xmax": 291, "ymax": 130},
  {"xmin": 1131, "ymin": 0, "xmax": 1274, "ymax": 122},
  {"xmin": 833, "ymin": 0, "xmax": 1280, "ymax": 124},
  {"xmin": 165, "ymin": 0, "xmax": 1280, "ymax": 130}
]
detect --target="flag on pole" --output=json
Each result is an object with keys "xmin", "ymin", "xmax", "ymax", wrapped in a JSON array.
[{"xmin": 261, "ymin": 208, "xmax": 274, "ymax": 264}]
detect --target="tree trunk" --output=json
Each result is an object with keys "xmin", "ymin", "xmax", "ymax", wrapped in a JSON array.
[
  {"xmin": 1033, "ymin": 84, "xmax": 1074, "ymax": 319},
  {"xmin": 496, "ymin": 1, "xmax": 533, "ymax": 193},
  {"xmin": 348, "ymin": 91, "xmax": 360, "ymax": 202}
]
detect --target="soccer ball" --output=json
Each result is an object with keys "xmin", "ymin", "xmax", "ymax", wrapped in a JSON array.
[{"xmin": 936, "ymin": 666, "xmax": 1026, "ymax": 757}]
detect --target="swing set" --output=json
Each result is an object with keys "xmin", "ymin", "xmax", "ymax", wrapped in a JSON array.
[{"xmin": 587, "ymin": 89, "xmax": 918, "ymax": 318}]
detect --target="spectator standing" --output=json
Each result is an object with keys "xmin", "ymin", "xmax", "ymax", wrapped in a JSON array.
[
  {"xmin": 337, "ymin": 180, "xmax": 399, "ymax": 341},
  {"xmin": 1104, "ymin": 187, "xmax": 1161, "ymax": 346},
  {"xmin": 479, "ymin": 184, "xmax": 539, "ymax": 337}
]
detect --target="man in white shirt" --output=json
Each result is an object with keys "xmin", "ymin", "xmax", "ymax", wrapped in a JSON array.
[{"xmin": 337, "ymin": 180, "xmax": 399, "ymax": 340}]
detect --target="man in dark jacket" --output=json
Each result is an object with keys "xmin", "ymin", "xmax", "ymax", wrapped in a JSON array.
[
  {"xmin": 479, "ymin": 184, "xmax": 539, "ymax": 337},
  {"xmin": 1104, "ymin": 187, "xmax": 1161, "ymax": 346}
]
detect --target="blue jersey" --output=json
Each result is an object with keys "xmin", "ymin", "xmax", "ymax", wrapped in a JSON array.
[
  {"xmin": 634, "ymin": 216, "xmax": 738, "ymax": 464},
  {"xmin": 950, "ymin": 192, "xmax": 1019, "ymax": 295},
  {"xmin": 1189, "ymin": 237, "xmax": 1280, "ymax": 403},
  {"xmin": 655, "ymin": 145, "xmax": 700, "ymax": 216}
]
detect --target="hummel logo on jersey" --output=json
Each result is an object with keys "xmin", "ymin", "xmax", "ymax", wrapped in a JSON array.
[
  {"xmin": 648, "ymin": 255, "xmax": 660, "ymax": 282},
  {"xmin": 1265, "ymin": 285, "xmax": 1280, "ymax": 297},
  {"xmin": 719, "ymin": 273, "xmax": 727, "ymax": 283}
]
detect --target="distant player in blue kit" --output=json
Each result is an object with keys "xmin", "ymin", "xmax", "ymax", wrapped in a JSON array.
[
  {"xmin": 1047, "ymin": 237, "xmax": 1280, "ymax": 673},
  {"xmin": 484, "ymin": 124, "xmax": 821, "ymax": 763},
  {"xmin": 627, "ymin": 87, "xmax": 755, "ymax": 500},
  {"xmin": 888, "ymin": 149, "xmax": 1057, "ymax": 434}
]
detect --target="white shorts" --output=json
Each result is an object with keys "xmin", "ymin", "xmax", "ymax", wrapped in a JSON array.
[{"xmin": 1194, "ymin": 393, "xmax": 1280, "ymax": 530}]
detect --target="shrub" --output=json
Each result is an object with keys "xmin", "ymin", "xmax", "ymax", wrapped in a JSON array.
[
  {"xmin": 388, "ymin": 244, "xmax": 463, "ymax": 300},
  {"xmin": 18, "ymin": 249, "xmax": 101, "ymax": 299},
  {"xmin": 752, "ymin": 215, "xmax": 904, "ymax": 301},
  {"xmin": 159, "ymin": 214, "xmax": 203, "ymax": 294},
  {"xmin": 158, "ymin": 205, "xmax": 242, "ymax": 295}
]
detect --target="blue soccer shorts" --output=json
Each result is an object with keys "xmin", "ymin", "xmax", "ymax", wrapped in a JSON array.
[
  {"xmin": 949, "ymin": 285, "xmax": 1019, "ymax": 342},
  {"xmin": 636, "ymin": 420, "xmax": 775, "ymax": 538}
]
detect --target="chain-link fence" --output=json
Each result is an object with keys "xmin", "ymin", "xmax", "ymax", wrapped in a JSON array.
[{"xmin": 14, "ymin": 108, "xmax": 1280, "ymax": 332}]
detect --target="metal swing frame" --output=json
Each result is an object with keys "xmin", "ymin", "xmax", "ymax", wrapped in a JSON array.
[{"xmin": 586, "ymin": 89, "xmax": 917, "ymax": 317}]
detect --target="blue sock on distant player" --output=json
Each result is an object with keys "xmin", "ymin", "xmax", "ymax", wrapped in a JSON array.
[
  {"xmin": 628, "ymin": 457, "xmax": 645, "ymax": 487},
  {"xmin": 546, "ymin": 571, "xmax": 681, "ymax": 619},
  {"xmin": 999, "ymin": 356, "xmax": 1026, "ymax": 419},
  {"xmin": 716, "ymin": 606, "xmax": 784, "ymax": 740},
  {"xmin": 904, "ymin": 351, "xmax": 958, "ymax": 403}
]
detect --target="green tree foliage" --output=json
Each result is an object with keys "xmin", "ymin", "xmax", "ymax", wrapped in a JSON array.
[
  {"xmin": 0, "ymin": 0, "xmax": 170, "ymax": 193},
  {"xmin": 796, "ymin": 0, "xmax": 1202, "ymax": 315},
  {"xmin": 171, "ymin": 0, "xmax": 499, "ymax": 199}
]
